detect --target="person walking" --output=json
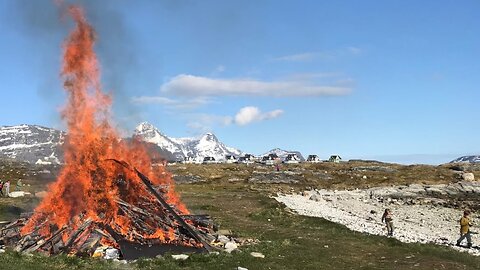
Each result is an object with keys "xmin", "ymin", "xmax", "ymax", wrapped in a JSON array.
[
  {"xmin": 381, "ymin": 208, "xmax": 394, "ymax": 236},
  {"xmin": 0, "ymin": 181, "xmax": 3, "ymax": 196},
  {"xmin": 16, "ymin": 179, "xmax": 23, "ymax": 191},
  {"xmin": 456, "ymin": 210, "xmax": 473, "ymax": 248},
  {"xmin": 4, "ymin": 180, "xmax": 10, "ymax": 197}
]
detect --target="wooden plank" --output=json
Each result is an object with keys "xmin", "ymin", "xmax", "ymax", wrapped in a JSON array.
[
  {"xmin": 108, "ymin": 159, "xmax": 213, "ymax": 252},
  {"xmin": 63, "ymin": 219, "xmax": 92, "ymax": 249},
  {"xmin": 23, "ymin": 226, "xmax": 67, "ymax": 253}
]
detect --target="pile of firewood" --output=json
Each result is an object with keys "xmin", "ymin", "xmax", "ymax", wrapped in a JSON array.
[{"xmin": 0, "ymin": 160, "xmax": 218, "ymax": 259}]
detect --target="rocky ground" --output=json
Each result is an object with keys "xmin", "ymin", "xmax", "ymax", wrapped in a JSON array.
[{"xmin": 276, "ymin": 180, "xmax": 480, "ymax": 256}]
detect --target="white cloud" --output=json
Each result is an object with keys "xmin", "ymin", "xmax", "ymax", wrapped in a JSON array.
[
  {"xmin": 274, "ymin": 47, "xmax": 362, "ymax": 62},
  {"xmin": 187, "ymin": 106, "xmax": 283, "ymax": 132},
  {"xmin": 160, "ymin": 74, "xmax": 351, "ymax": 97},
  {"xmin": 234, "ymin": 106, "xmax": 283, "ymax": 126},
  {"xmin": 346, "ymin": 46, "xmax": 362, "ymax": 55},
  {"xmin": 187, "ymin": 114, "xmax": 233, "ymax": 133},
  {"xmin": 273, "ymin": 52, "xmax": 320, "ymax": 62},
  {"xmin": 130, "ymin": 96, "xmax": 211, "ymax": 110}
]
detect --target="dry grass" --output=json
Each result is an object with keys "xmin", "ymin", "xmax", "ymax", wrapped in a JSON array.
[{"xmin": 0, "ymin": 160, "xmax": 479, "ymax": 269}]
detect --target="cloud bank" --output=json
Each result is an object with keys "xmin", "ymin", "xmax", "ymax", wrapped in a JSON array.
[
  {"xmin": 131, "ymin": 96, "xmax": 211, "ymax": 110},
  {"xmin": 160, "ymin": 74, "xmax": 351, "ymax": 97}
]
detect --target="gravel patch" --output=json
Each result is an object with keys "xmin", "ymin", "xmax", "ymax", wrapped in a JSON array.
[{"xmin": 275, "ymin": 187, "xmax": 480, "ymax": 256}]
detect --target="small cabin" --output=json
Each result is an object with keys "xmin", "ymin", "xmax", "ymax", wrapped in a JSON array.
[
  {"xmin": 329, "ymin": 155, "xmax": 342, "ymax": 163},
  {"xmin": 202, "ymin": 156, "xmax": 216, "ymax": 164},
  {"xmin": 284, "ymin": 153, "xmax": 301, "ymax": 164},
  {"xmin": 262, "ymin": 154, "xmax": 279, "ymax": 165},
  {"xmin": 183, "ymin": 156, "xmax": 195, "ymax": 164},
  {"xmin": 306, "ymin": 155, "xmax": 321, "ymax": 163},
  {"xmin": 225, "ymin": 155, "xmax": 237, "ymax": 164},
  {"xmin": 239, "ymin": 154, "xmax": 256, "ymax": 164}
]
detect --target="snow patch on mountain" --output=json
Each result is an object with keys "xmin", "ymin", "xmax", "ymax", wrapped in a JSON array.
[
  {"xmin": 0, "ymin": 124, "xmax": 64, "ymax": 164},
  {"xmin": 134, "ymin": 122, "xmax": 242, "ymax": 161},
  {"xmin": 450, "ymin": 156, "xmax": 480, "ymax": 163}
]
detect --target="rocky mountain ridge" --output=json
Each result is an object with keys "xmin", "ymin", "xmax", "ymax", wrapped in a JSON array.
[{"xmin": 0, "ymin": 123, "xmax": 244, "ymax": 164}]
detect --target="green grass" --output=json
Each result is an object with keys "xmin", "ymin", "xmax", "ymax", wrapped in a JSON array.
[{"xmin": 0, "ymin": 162, "xmax": 479, "ymax": 269}]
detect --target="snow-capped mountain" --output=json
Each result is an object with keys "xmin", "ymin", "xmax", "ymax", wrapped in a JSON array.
[
  {"xmin": 0, "ymin": 124, "xmax": 64, "ymax": 164},
  {"xmin": 450, "ymin": 155, "xmax": 480, "ymax": 163},
  {"xmin": 133, "ymin": 122, "xmax": 242, "ymax": 161},
  {"xmin": 262, "ymin": 148, "xmax": 305, "ymax": 161}
]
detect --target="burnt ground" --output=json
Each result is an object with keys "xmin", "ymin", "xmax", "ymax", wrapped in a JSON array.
[{"xmin": 0, "ymin": 160, "xmax": 479, "ymax": 269}]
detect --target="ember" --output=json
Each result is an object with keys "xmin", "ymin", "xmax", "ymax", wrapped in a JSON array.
[{"xmin": 0, "ymin": 4, "xmax": 216, "ymax": 259}]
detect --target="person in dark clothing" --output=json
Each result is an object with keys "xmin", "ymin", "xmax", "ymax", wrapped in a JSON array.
[{"xmin": 381, "ymin": 208, "xmax": 394, "ymax": 236}]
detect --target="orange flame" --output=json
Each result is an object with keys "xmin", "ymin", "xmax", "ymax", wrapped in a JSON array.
[{"xmin": 21, "ymin": 5, "xmax": 188, "ymax": 243}]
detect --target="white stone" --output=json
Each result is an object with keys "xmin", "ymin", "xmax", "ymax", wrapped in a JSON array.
[
  {"xmin": 237, "ymin": 267, "xmax": 248, "ymax": 270},
  {"xmin": 171, "ymin": 254, "xmax": 189, "ymax": 260},
  {"xmin": 217, "ymin": 235, "xmax": 230, "ymax": 243},
  {"xmin": 462, "ymin": 173, "xmax": 475, "ymax": 181},
  {"xmin": 104, "ymin": 248, "xmax": 120, "ymax": 260},
  {"xmin": 309, "ymin": 193, "xmax": 322, "ymax": 202},
  {"xmin": 250, "ymin": 252, "xmax": 265, "ymax": 258},
  {"xmin": 224, "ymin": 241, "xmax": 238, "ymax": 253}
]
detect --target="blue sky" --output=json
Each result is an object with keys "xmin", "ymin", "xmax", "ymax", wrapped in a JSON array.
[{"xmin": 0, "ymin": 0, "xmax": 479, "ymax": 164}]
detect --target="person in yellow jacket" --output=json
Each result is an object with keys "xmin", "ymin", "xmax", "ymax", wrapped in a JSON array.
[{"xmin": 456, "ymin": 210, "xmax": 473, "ymax": 248}]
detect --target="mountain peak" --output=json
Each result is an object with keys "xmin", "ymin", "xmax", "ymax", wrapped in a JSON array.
[
  {"xmin": 133, "ymin": 122, "xmax": 241, "ymax": 161},
  {"xmin": 200, "ymin": 132, "xmax": 218, "ymax": 142},
  {"xmin": 135, "ymin": 122, "xmax": 156, "ymax": 132}
]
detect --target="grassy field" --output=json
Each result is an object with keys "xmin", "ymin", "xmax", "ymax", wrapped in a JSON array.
[{"xmin": 0, "ymin": 162, "xmax": 479, "ymax": 269}]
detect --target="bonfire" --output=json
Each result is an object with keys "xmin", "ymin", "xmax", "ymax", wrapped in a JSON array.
[{"xmin": 0, "ymin": 5, "xmax": 215, "ymax": 259}]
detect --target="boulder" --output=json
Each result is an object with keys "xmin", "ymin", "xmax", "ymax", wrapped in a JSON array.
[
  {"xmin": 309, "ymin": 193, "xmax": 322, "ymax": 202},
  {"xmin": 462, "ymin": 173, "xmax": 475, "ymax": 182}
]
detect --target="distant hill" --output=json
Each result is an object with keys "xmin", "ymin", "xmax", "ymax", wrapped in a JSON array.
[{"xmin": 450, "ymin": 155, "xmax": 480, "ymax": 163}]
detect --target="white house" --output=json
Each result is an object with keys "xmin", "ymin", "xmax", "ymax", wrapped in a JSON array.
[
  {"xmin": 284, "ymin": 153, "xmax": 301, "ymax": 164},
  {"xmin": 202, "ymin": 156, "xmax": 217, "ymax": 164},
  {"xmin": 225, "ymin": 155, "xmax": 237, "ymax": 164},
  {"xmin": 239, "ymin": 154, "xmax": 256, "ymax": 164},
  {"xmin": 183, "ymin": 156, "xmax": 195, "ymax": 164},
  {"xmin": 262, "ymin": 153, "xmax": 279, "ymax": 165},
  {"xmin": 329, "ymin": 155, "xmax": 342, "ymax": 163},
  {"xmin": 306, "ymin": 155, "xmax": 321, "ymax": 163}
]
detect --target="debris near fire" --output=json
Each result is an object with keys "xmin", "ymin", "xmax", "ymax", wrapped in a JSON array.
[{"xmin": 0, "ymin": 162, "xmax": 225, "ymax": 259}]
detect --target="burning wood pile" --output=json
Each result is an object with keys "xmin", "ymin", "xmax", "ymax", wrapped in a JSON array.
[
  {"xmin": 0, "ymin": 161, "xmax": 217, "ymax": 259},
  {"xmin": 0, "ymin": 4, "xmax": 230, "ymax": 260}
]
